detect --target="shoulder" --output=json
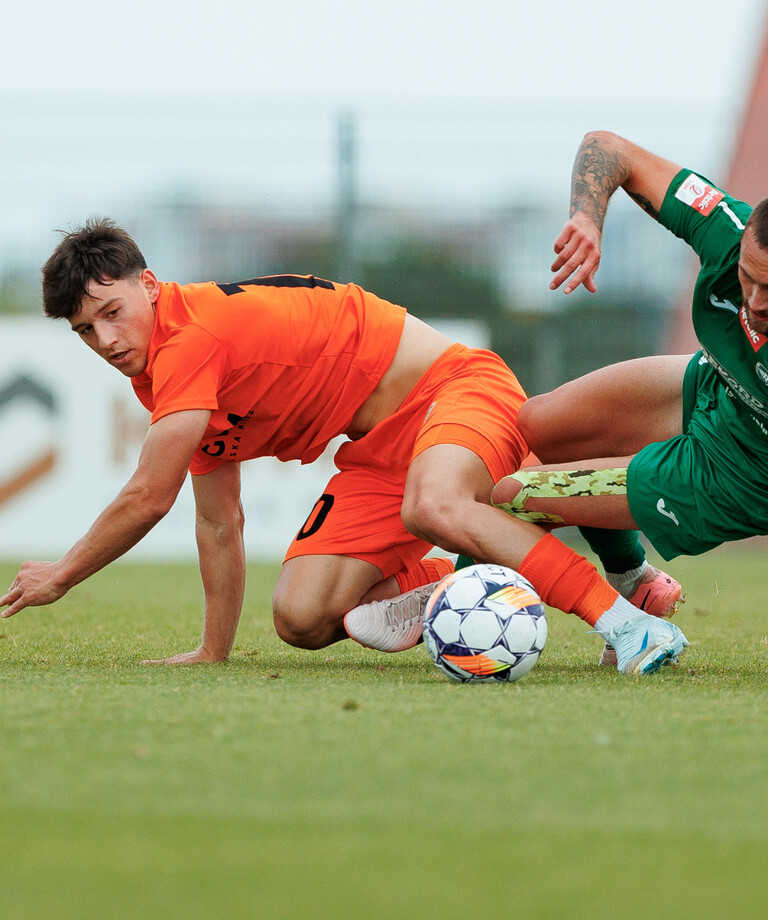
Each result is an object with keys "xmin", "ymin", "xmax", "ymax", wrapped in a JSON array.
[
  {"xmin": 659, "ymin": 170, "xmax": 751, "ymax": 265},
  {"xmin": 662, "ymin": 170, "xmax": 752, "ymax": 231},
  {"xmin": 154, "ymin": 282, "xmax": 230, "ymax": 351},
  {"xmin": 155, "ymin": 322, "xmax": 227, "ymax": 365},
  {"xmin": 147, "ymin": 307, "xmax": 229, "ymax": 385}
]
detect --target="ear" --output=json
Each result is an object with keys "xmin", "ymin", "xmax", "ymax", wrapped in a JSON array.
[{"xmin": 140, "ymin": 268, "xmax": 161, "ymax": 303}]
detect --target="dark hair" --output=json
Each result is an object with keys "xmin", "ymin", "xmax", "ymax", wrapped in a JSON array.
[
  {"xmin": 42, "ymin": 217, "xmax": 147, "ymax": 318},
  {"xmin": 745, "ymin": 198, "xmax": 768, "ymax": 251}
]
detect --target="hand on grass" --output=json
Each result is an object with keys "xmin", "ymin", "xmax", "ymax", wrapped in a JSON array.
[
  {"xmin": 1, "ymin": 561, "xmax": 68, "ymax": 617},
  {"xmin": 141, "ymin": 645, "xmax": 227, "ymax": 665}
]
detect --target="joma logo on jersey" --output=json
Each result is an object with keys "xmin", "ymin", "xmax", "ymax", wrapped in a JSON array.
[
  {"xmin": 675, "ymin": 173, "xmax": 724, "ymax": 215},
  {"xmin": 656, "ymin": 499, "xmax": 680, "ymax": 527},
  {"xmin": 741, "ymin": 306, "xmax": 768, "ymax": 352}
]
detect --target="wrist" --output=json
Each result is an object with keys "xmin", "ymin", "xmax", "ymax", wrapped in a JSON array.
[
  {"xmin": 199, "ymin": 643, "xmax": 230, "ymax": 662},
  {"xmin": 50, "ymin": 559, "xmax": 78, "ymax": 596},
  {"xmin": 570, "ymin": 207, "xmax": 604, "ymax": 234}
]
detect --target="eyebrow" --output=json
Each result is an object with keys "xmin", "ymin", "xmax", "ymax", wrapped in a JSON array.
[
  {"xmin": 70, "ymin": 297, "xmax": 121, "ymax": 333},
  {"xmin": 737, "ymin": 262, "xmax": 768, "ymax": 286}
]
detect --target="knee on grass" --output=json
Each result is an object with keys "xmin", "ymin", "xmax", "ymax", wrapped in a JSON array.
[{"xmin": 272, "ymin": 585, "xmax": 343, "ymax": 650}]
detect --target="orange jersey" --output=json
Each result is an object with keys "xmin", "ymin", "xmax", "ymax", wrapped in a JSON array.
[
  {"xmin": 284, "ymin": 344, "xmax": 529, "ymax": 578},
  {"xmin": 131, "ymin": 276, "xmax": 406, "ymax": 474}
]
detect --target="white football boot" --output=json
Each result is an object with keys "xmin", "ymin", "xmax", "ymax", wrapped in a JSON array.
[{"xmin": 344, "ymin": 581, "xmax": 443, "ymax": 652}]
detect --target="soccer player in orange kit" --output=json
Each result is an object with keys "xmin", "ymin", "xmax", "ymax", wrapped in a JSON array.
[{"xmin": 0, "ymin": 219, "xmax": 687, "ymax": 674}]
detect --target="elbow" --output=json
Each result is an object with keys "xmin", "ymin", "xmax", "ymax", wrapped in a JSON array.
[
  {"xmin": 579, "ymin": 131, "xmax": 632, "ymax": 189},
  {"xmin": 220, "ymin": 508, "xmax": 246, "ymax": 543},
  {"xmin": 580, "ymin": 130, "xmax": 631, "ymax": 172},
  {"xmin": 582, "ymin": 129, "xmax": 620, "ymax": 147},
  {"xmin": 197, "ymin": 504, "xmax": 245, "ymax": 544},
  {"xmin": 134, "ymin": 483, "xmax": 179, "ymax": 524},
  {"xmin": 144, "ymin": 495, "xmax": 176, "ymax": 525}
]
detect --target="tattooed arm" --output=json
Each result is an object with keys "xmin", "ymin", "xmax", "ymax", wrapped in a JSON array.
[{"xmin": 550, "ymin": 131, "xmax": 682, "ymax": 294}]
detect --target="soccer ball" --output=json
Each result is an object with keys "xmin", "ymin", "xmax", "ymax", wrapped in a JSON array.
[{"xmin": 423, "ymin": 564, "xmax": 547, "ymax": 683}]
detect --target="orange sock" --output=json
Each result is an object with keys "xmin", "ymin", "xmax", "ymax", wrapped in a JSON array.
[
  {"xmin": 518, "ymin": 533, "xmax": 619, "ymax": 626},
  {"xmin": 394, "ymin": 557, "xmax": 455, "ymax": 593}
]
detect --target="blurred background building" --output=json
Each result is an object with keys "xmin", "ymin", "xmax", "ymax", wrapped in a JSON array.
[
  {"xmin": 1, "ymin": 0, "xmax": 766, "ymax": 558},
  {"xmin": 0, "ymin": 95, "xmax": 744, "ymax": 394}
]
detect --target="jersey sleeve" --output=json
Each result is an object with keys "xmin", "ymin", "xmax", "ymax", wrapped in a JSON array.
[
  {"xmin": 148, "ymin": 324, "xmax": 230, "ymax": 423},
  {"xmin": 658, "ymin": 169, "xmax": 752, "ymax": 271},
  {"xmin": 131, "ymin": 377, "xmax": 155, "ymax": 415}
]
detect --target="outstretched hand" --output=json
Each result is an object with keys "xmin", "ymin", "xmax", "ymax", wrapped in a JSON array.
[
  {"xmin": 550, "ymin": 213, "xmax": 602, "ymax": 294},
  {"xmin": 1, "ymin": 561, "xmax": 67, "ymax": 618}
]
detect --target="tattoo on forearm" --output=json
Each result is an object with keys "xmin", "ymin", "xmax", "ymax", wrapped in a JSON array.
[
  {"xmin": 569, "ymin": 137, "xmax": 631, "ymax": 229},
  {"xmin": 627, "ymin": 191, "xmax": 660, "ymax": 220}
]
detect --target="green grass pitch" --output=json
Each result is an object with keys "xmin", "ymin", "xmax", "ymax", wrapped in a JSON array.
[{"xmin": 1, "ymin": 545, "xmax": 767, "ymax": 920}]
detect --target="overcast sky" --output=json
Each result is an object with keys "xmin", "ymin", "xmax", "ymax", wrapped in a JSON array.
[
  {"xmin": 1, "ymin": 0, "xmax": 766, "ymax": 274},
  {"xmin": 2, "ymin": 0, "xmax": 765, "ymax": 107}
]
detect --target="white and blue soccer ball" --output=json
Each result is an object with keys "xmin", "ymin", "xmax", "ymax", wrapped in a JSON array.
[{"xmin": 423, "ymin": 563, "xmax": 547, "ymax": 683}]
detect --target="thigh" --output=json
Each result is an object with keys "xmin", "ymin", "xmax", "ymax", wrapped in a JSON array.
[
  {"xmin": 272, "ymin": 553, "xmax": 387, "ymax": 648},
  {"xmin": 403, "ymin": 441, "xmax": 546, "ymax": 565},
  {"xmin": 519, "ymin": 354, "xmax": 692, "ymax": 462},
  {"xmin": 283, "ymin": 464, "xmax": 433, "ymax": 581},
  {"xmin": 402, "ymin": 352, "xmax": 532, "ymax": 550},
  {"xmin": 276, "ymin": 460, "xmax": 432, "ymax": 647},
  {"xmin": 274, "ymin": 553, "xmax": 384, "ymax": 618},
  {"xmin": 405, "ymin": 442, "xmax": 495, "ymax": 510},
  {"xmin": 411, "ymin": 347, "xmax": 529, "ymax": 482}
]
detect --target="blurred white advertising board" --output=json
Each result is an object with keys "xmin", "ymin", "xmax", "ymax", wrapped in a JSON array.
[
  {"xmin": 0, "ymin": 318, "xmax": 340, "ymax": 561},
  {"xmin": 0, "ymin": 317, "xmax": 488, "ymax": 562}
]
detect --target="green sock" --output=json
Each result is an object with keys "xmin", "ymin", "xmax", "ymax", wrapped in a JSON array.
[
  {"xmin": 455, "ymin": 554, "xmax": 475, "ymax": 571},
  {"xmin": 578, "ymin": 526, "xmax": 646, "ymax": 574}
]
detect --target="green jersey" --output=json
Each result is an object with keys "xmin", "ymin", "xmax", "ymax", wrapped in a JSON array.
[
  {"xmin": 658, "ymin": 169, "xmax": 768, "ymax": 451},
  {"xmin": 626, "ymin": 170, "xmax": 768, "ymax": 558}
]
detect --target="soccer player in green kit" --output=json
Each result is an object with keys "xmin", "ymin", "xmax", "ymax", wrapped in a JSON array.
[{"xmin": 492, "ymin": 130, "xmax": 768, "ymax": 666}]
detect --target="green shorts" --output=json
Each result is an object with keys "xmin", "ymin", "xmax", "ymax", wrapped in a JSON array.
[{"xmin": 627, "ymin": 352, "xmax": 768, "ymax": 559}]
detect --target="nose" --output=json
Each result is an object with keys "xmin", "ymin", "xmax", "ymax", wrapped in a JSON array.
[
  {"xmin": 94, "ymin": 322, "xmax": 118, "ymax": 351},
  {"xmin": 749, "ymin": 287, "xmax": 768, "ymax": 317}
]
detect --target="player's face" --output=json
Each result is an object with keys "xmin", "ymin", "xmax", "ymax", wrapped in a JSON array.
[
  {"xmin": 738, "ymin": 228, "xmax": 768, "ymax": 336},
  {"xmin": 69, "ymin": 270, "xmax": 159, "ymax": 377}
]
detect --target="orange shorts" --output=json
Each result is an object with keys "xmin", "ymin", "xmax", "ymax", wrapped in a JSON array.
[{"xmin": 283, "ymin": 344, "xmax": 528, "ymax": 579}]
